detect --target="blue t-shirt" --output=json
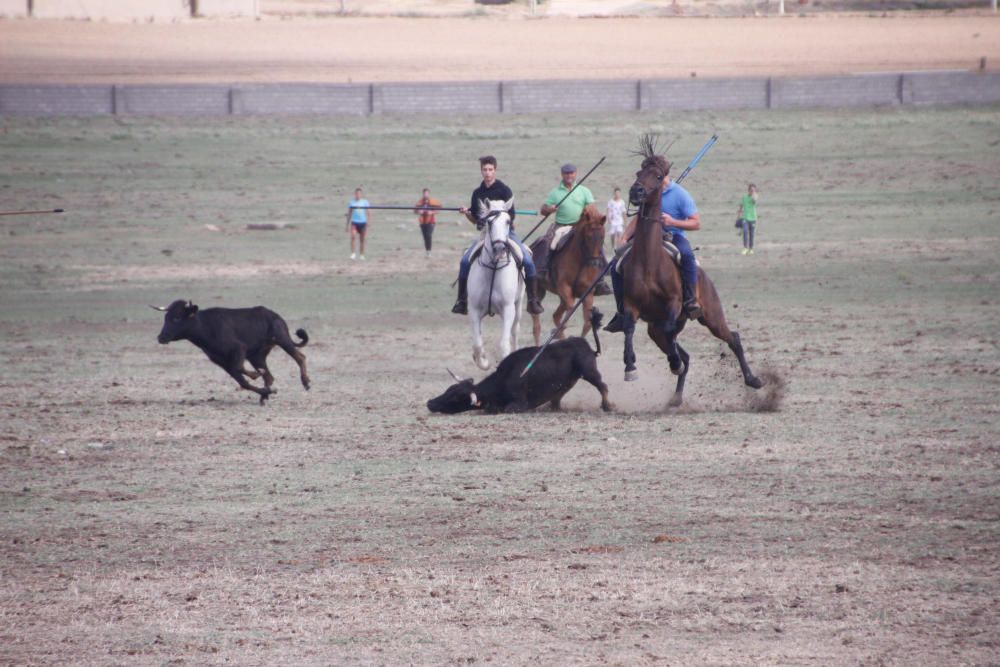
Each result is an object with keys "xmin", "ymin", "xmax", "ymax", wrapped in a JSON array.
[
  {"xmin": 660, "ymin": 181, "xmax": 697, "ymax": 238},
  {"xmin": 349, "ymin": 198, "xmax": 370, "ymax": 224}
]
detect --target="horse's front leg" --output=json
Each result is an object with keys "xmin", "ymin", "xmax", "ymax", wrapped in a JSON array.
[
  {"xmin": 553, "ymin": 285, "xmax": 574, "ymax": 340},
  {"xmin": 580, "ymin": 294, "xmax": 594, "ymax": 339},
  {"xmin": 468, "ymin": 309, "xmax": 489, "ymax": 370},
  {"xmin": 499, "ymin": 301, "xmax": 518, "ymax": 363},
  {"xmin": 623, "ymin": 310, "xmax": 638, "ymax": 382}
]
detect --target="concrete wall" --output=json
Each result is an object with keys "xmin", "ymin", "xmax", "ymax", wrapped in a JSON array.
[
  {"xmin": 642, "ymin": 77, "xmax": 769, "ymax": 111},
  {"xmin": 232, "ymin": 84, "xmax": 370, "ymax": 115},
  {"xmin": 31, "ymin": 0, "xmax": 190, "ymax": 20},
  {"xmin": 0, "ymin": 0, "xmax": 259, "ymax": 18},
  {"xmin": 2, "ymin": 72, "xmax": 998, "ymax": 117},
  {"xmin": 0, "ymin": 0, "xmax": 27, "ymax": 17},
  {"xmin": 194, "ymin": 0, "xmax": 258, "ymax": 17}
]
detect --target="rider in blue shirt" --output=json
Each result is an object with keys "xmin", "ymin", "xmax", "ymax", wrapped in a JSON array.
[{"xmin": 605, "ymin": 161, "xmax": 703, "ymax": 332}]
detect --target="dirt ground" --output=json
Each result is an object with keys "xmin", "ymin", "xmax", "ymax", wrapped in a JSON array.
[
  {"xmin": 1, "ymin": 106, "xmax": 998, "ymax": 664},
  {"xmin": 2, "ymin": 13, "xmax": 1000, "ymax": 84},
  {"xmin": 1, "ymin": 8, "xmax": 999, "ymax": 666}
]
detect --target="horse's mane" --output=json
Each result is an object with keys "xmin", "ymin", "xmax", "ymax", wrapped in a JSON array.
[
  {"xmin": 632, "ymin": 133, "xmax": 676, "ymax": 164},
  {"xmin": 632, "ymin": 133, "xmax": 660, "ymax": 160}
]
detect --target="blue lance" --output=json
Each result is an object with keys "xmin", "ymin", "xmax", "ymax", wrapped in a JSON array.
[{"xmin": 520, "ymin": 134, "xmax": 719, "ymax": 378}]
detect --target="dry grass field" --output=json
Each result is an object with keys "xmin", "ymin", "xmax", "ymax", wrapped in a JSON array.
[
  {"xmin": 0, "ymin": 106, "xmax": 998, "ymax": 664},
  {"xmin": 1, "ymin": 8, "xmax": 999, "ymax": 665}
]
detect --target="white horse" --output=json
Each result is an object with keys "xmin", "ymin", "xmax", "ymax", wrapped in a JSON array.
[{"xmin": 467, "ymin": 198, "xmax": 524, "ymax": 370}]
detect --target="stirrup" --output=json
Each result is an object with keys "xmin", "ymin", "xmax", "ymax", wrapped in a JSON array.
[
  {"xmin": 594, "ymin": 280, "xmax": 613, "ymax": 297},
  {"xmin": 527, "ymin": 299, "xmax": 544, "ymax": 315},
  {"xmin": 451, "ymin": 300, "xmax": 468, "ymax": 315}
]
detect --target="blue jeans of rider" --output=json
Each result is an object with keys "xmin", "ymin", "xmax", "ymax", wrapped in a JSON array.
[
  {"xmin": 610, "ymin": 232, "xmax": 699, "ymax": 313},
  {"xmin": 458, "ymin": 231, "xmax": 536, "ymax": 281}
]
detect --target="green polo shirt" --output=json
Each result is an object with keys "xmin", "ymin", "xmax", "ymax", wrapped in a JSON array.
[
  {"xmin": 740, "ymin": 193, "xmax": 758, "ymax": 222},
  {"xmin": 544, "ymin": 183, "xmax": 595, "ymax": 225}
]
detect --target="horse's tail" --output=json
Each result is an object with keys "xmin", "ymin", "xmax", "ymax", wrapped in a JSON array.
[{"xmin": 589, "ymin": 308, "xmax": 603, "ymax": 356}]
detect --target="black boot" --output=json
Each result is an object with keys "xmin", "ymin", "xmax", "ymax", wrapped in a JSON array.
[
  {"xmin": 682, "ymin": 282, "xmax": 702, "ymax": 319},
  {"xmin": 526, "ymin": 277, "xmax": 544, "ymax": 315},
  {"xmin": 451, "ymin": 277, "xmax": 468, "ymax": 315}
]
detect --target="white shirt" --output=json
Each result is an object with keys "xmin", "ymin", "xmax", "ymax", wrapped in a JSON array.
[{"xmin": 606, "ymin": 198, "xmax": 627, "ymax": 231}]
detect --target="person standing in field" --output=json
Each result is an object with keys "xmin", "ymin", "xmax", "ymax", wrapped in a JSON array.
[
  {"xmin": 606, "ymin": 187, "xmax": 627, "ymax": 250},
  {"xmin": 736, "ymin": 182, "xmax": 759, "ymax": 255},
  {"xmin": 413, "ymin": 188, "xmax": 441, "ymax": 257},
  {"xmin": 347, "ymin": 187, "xmax": 370, "ymax": 261},
  {"xmin": 452, "ymin": 155, "xmax": 542, "ymax": 315}
]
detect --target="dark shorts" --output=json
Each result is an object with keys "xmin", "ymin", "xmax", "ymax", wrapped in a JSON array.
[{"xmin": 351, "ymin": 222, "xmax": 367, "ymax": 233}]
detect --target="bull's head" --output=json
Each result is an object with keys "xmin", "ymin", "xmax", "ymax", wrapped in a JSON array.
[
  {"xmin": 153, "ymin": 299, "xmax": 199, "ymax": 344},
  {"xmin": 426, "ymin": 369, "xmax": 481, "ymax": 414}
]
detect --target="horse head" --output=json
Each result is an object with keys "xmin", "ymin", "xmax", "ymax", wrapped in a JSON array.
[
  {"xmin": 476, "ymin": 197, "xmax": 513, "ymax": 261},
  {"xmin": 629, "ymin": 134, "xmax": 672, "ymax": 209},
  {"xmin": 576, "ymin": 204, "xmax": 607, "ymax": 263}
]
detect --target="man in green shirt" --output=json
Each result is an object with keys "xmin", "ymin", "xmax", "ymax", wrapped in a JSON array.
[
  {"xmin": 533, "ymin": 163, "xmax": 612, "ymax": 295},
  {"xmin": 737, "ymin": 183, "xmax": 759, "ymax": 255}
]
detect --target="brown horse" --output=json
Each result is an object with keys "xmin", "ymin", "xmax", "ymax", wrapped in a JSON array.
[
  {"xmin": 530, "ymin": 204, "xmax": 607, "ymax": 345},
  {"xmin": 618, "ymin": 135, "xmax": 762, "ymax": 406}
]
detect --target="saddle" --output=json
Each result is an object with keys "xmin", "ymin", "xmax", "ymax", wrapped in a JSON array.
[{"xmin": 613, "ymin": 232, "xmax": 692, "ymax": 274}]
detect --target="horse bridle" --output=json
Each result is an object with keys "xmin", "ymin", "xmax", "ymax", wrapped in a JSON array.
[{"xmin": 478, "ymin": 209, "xmax": 512, "ymax": 270}]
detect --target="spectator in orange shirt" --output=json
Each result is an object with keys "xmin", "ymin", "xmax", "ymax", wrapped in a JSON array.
[{"xmin": 413, "ymin": 188, "xmax": 442, "ymax": 257}]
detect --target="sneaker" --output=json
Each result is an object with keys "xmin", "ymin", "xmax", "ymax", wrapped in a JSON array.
[
  {"xmin": 350, "ymin": 252, "xmax": 357, "ymax": 260},
  {"xmin": 741, "ymin": 248, "xmax": 749, "ymax": 255},
  {"xmin": 360, "ymin": 255, "xmax": 366, "ymax": 261},
  {"xmin": 604, "ymin": 312, "xmax": 624, "ymax": 333},
  {"xmin": 748, "ymin": 249, "xmax": 754, "ymax": 255}
]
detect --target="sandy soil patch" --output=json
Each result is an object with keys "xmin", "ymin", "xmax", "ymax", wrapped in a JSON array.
[{"xmin": 1, "ymin": 14, "xmax": 998, "ymax": 84}]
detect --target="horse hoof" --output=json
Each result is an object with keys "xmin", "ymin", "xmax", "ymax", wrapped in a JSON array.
[
  {"xmin": 624, "ymin": 370, "xmax": 638, "ymax": 382},
  {"xmin": 667, "ymin": 394, "xmax": 683, "ymax": 408},
  {"xmin": 748, "ymin": 376, "xmax": 764, "ymax": 389}
]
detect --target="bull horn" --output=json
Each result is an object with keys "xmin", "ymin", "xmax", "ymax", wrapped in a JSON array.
[
  {"xmin": 446, "ymin": 367, "xmax": 463, "ymax": 382},
  {"xmin": 149, "ymin": 304, "xmax": 168, "ymax": 311}
]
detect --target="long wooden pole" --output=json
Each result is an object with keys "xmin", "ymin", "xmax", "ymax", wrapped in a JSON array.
[{"xmin": 0, "ymin": 208, "xmax": 64, "ymax": 217}]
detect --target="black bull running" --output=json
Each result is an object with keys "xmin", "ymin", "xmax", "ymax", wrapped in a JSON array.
[{"xmin": 154, "ymin": 300, "xmax": 310, "ymax": 404}]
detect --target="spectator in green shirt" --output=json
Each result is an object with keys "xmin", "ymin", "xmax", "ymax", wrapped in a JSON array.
[
  {"xmin": 737, "ymin": 183, "xmax": 759, "ymax": 255},
  {"xmin": 533, "ymin": 163, "xmax": 611, "ymax": 295}
]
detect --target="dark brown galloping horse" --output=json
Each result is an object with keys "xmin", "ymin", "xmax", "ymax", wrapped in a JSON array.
[
  {"xmin": 619, "ymin": 136, "xmax": 763, "ymax": 406},
  {"xmin": 530, "ymin": 204, "xmax": 607, "ymax": 345}
]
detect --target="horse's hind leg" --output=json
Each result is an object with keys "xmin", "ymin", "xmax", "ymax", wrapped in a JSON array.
[
  {"xmin": 648, "ymin": 323, "xmax": 689, "ymax": 407},
  {"xmin": 698, "ymin": 277, "xmax": 762, "ymax": 389}
]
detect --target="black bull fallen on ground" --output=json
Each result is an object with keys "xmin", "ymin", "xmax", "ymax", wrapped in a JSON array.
[
  {"xmin": 153, "ymin": 300, "xmax": 310, "ymax": 404},
  {"xmin": 428, "ymin": 310, "xmax": 611, "ymax": 414}
]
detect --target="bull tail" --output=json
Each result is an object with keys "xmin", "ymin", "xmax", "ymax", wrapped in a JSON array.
[
  {"xmin": 589, "ymin": 308, "xmax": 603, "ymax": 356},
  {"xmin": 294, "ymin": 328, "xmax": 309, "ymax": 347}
]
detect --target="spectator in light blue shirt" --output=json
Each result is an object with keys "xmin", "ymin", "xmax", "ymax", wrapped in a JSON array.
[{"xmin": 347, "ymin": 187, "xmax": 370, "ymax": 260}]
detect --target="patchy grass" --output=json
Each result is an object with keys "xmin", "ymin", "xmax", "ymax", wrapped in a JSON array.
[{"xmin": 1, "ymin": 107, "xmax": 998, "ymax": 664}]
